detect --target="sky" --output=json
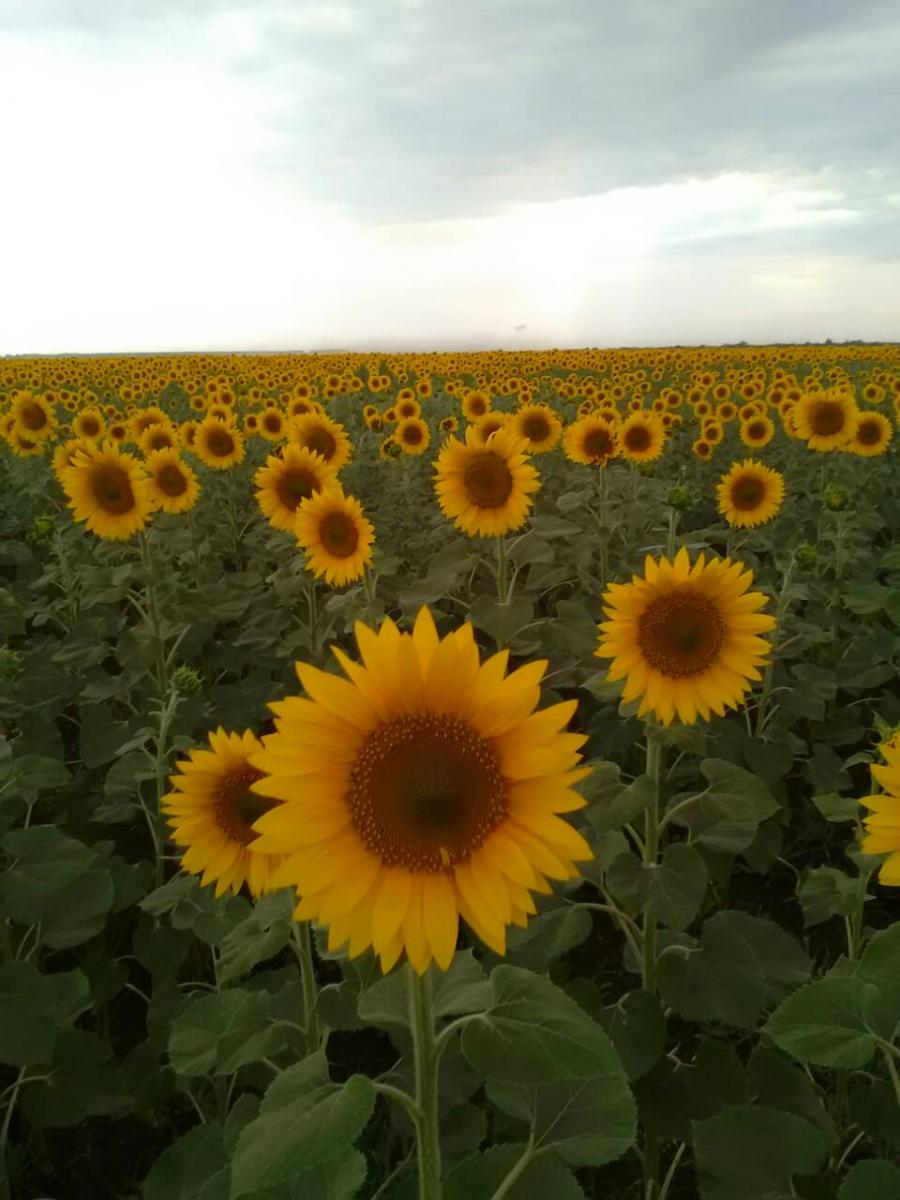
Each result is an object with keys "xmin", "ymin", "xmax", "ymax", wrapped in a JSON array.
[{"xmin": 1, "ymin": 0, "xmax": 898, "ymax": 353}]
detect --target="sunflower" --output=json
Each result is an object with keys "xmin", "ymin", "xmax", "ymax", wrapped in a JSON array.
[
  {"xmin": 596, "ymin": 548, "xmax": 776, "ymax": 725},
  {"xmin": 289, "ymin": 411, "xmax": 352, "ymax": 471},
  {"xmin": 469, "ymin": 411, "xmax": 512, "ymax": 446},
  {"xmin": 434, "ymin": 426, "xmax": 539, "ymax": 538},
  {"xmin": 380, "ymin": 436, "xmax": 402, "ymax": 461},
  {"xmin": 12, "ymin": 392, "xmax": 55, "ymax": 442},
  {"xmin": 510, "ymin": 404, "xmax": 562, "ymax": 453},
  {"xmin": 462, "ymin": 390, "xmax": 491, "ymax": 421},
  {"xmin": 140, "ymin": 424, "xmax": 178, "ymax": 455},
  {"xmin": 193, "ymin": 416, "xmax": 246, "ymax": 470},
  {"xmin": 61, "ymin": 442, "xmax": 154, "ymax": 540},
  {"xmin": 246, "ymin": 608, "xmax": 592, "ymax": 972},
  {"xmin": 563, "ymin": 414, "xmax": 619, "ymax": 466},
  {"xmin": 131, "ymin": 405, "xmax": 168, "ymax": 441},
  {"xmin": 394, "ymin": 416, "xmax": 431, "ymax": 456},
  {"xmin": 691, "ymin": 438, "xmax": 713, "ymax": 460},
  {"xmin": 396, "ymin": 396, "xmax": 422, "ymax": 421},
  {"xmin": 145, "ymin": 449, "xmax": 200, "ymax": 514},
  {"xmin": 107, "ymin": 421, "xmax": 130, "ymax": 444},
  {"xmin": 440, "ymin": 416, "xmax": 459, "ymax": 435},
  {"xmin": 295, "ymin": 486, "xmax": 374, "ymax": 586},
  {"xmin": 847, "ymin": 411, "xmax": 892, "ymax": 457},
  {"xmin": 739, "ymin": 414, "xmax": 775, "ymax": 449},
  {"xmin": 254, "ymin": 444, "xmax": 336, "ymax": 532},
  {"xmin": 859, "ymin": 743, "xmax": 900, "ymax": 886},
  {"xmin": 53, "ymin": 436, "xmax": 98, "ymax": 481},
  {"xmin": 792, "ymin": 390, "xmax": 858, "ymax": 452},
  {"xmin": 716, "ymin": 460, "xmax": 785, "ymax": 528},
  {"xmin": 73, "ymin": 407, "xmax": 106, "ymax": 441},
  {"xmin": 165, "ymin": 729, "xmax": 285, "ymax": 898},
  {"xmin": 619, "ymin": 412, "xmax": 665, "ymax": 463},
  {"xmin": 258, "ymin": 405, "xmax": 287, "ymax": 442}
]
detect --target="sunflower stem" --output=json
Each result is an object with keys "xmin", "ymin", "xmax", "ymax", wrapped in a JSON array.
[
  {"xmin": 641, "ymin": 726, "xmax": 664, "ymax": 995},
  {"xmin": 665, "ymin": 507, "xmax": 678, "ymax": 559},
  {"xmin": 597, "ymin": 468, "xmax": 610, "ymax": 590},
  {"xmin": 407, "ymin": 965, "xmax": 442, "ymax": 1200},
  {"xmin": 754, "ymin": 556, "xmax": 795, "ymax": 737},
  {"xmin": 291, "ymin": 921, "xmax": 321, "ymax": 1057},
  {"xmin": 362, "ymin": 564, "xmax": 377, "ymax": 609},
  {"xmin": 138, "ymin": 529, "xmax": 168, "ymax": 699},
  {"xmin": 495, "ymin": 536, "xmax": 509, "ymax": 606},
  {"xmin": 305, "ymin": 578, "xmax": 320, "ymax": 655}
]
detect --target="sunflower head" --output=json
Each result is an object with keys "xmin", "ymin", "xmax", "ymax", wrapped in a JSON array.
[
  {"xmin": 596, "ymin": 548, "xmax": 776, "ymax": 725},
  {"xmin": 563, "ymin": 414, "xmax": 619, "ymax": 467},
  {"xmin": 295, "ymin": 485, "xmax": 375, "ymax": 586},
  {"xmin": 165, "ymin": 729, "xmax": 285, "ymax": 898},
  {"xmin": 60, "ymin": 441, "xmax": 154, "ymax": 540},
  {"xmin": 254, "ymin": 444, "xmax": 336, "ymax": 532},
  {"xmin": 145, "ymin": 449, "xmax": 200, "ymax": 514},
  {"xmin": 859, "ymin": 742, "xmax": 900, "ymax": 886},
  {"xmin": 193, "ymin": 416, "xmax": 246, "ymax": 470},
  {"xmin": 434, "ymin": 425, "xmax": 540, "ymax": 538},
  {"xmin": 245, "ymin": 608, "xmax": 592, "ymax": 972},
  {"xmin": 12, "ymin": 392, "xmax": 55, "ymax": 442},
  {"xmin": 394, "ymin": 416, "xmax": 431, "ymax": 456},
  {"xmin": 511, "ymin": 404, "xmax": 562, "ymax": 454},
  {"xmin": 619, "ymin": 412, "xmax": 665, "ymax": 463},
  {"xmin": 792, "ymin": 390, "xmax": 858, "ymax": 452},
  {"xmin": 716, "ymin": 459, "xmax": 785, "ymax": 529},
  {"xmin": 849, "ymin": 411, "xmax": 892, "ymax": 456},
  {"xmin": 289, "ymin": 412, "xmax": 352, "ymax": 470}
]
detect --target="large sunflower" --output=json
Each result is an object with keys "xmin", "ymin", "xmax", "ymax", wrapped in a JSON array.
[
  {"xmin": 510, "ymin": 404, "xmax": 562, "ymax": 453},
  {"xmin": 792, "ymin": 390, "xmax": 858, "ymax": 452},
  {"xmin": 619, "ymin": 412, "xmax": 665, "ymax": 463},
  {"xmin": 596, "ymin": 548, "xmax": 776, "ymax": 725},
  {"xmin": 247, "ymin": 608, "xmax": 592, "ymax": 972},
  {"xmin": 193, "ymin": 415, "xmax": 246, "ymax": 470},
  {"xmin": 859, "ymin": 741, "xmax": 900, "ymax": 886},
  {"xmin": 165, "ymin": 729, "xmax": 285, "ymax": 898},
  {"xmin": 61, "ymin": 442, "xmax": 154, "ymax": 540},
  {"xmin": 145, "ymin": 449, "xmax": 200, "ymax": 514},
  {"xmin": 563, "ymin": 414, "xmax": 619, "ymax": 466},
  {"xmin": 289, "ymin": 411, "xmax": 352, "ymax": 471},
  {"xmin": 295, "ymin": 485, "xmax": 374, "ymax": 586},
  {"xmin": 434, "ymin": 425, "xmax": 539, "ymax": 537},
  {"xmin": 848, "ymin": 411, "xmax": 892, "ymax": 457},
  {"xmin": 255, "ymin": 444, "xmax": 336, "ymax": 532},
  {"xmin": 716, "ymin": 459, "xmax": 785, "ymax": 529}
]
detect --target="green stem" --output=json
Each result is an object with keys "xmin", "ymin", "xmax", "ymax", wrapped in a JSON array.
[
  {"xmin": 490, "ymin": 1136, "xmax": 534, "ymax": 1200},
  {"xmin": 407, "ymin": 966, "xmax": 442, "ymax": 1200},
  {"xmin": 598, "ymin": 468, "xmax": 610, "ymax": 590},
  {"xmin": 152, "ymin": 690, "xmax": 180, "ymax": 890},
  {"xmin": 881, "ymin": 1043, "xmax": 900, "ymax": 1112},
  {"xmin": 362, "ymin": 565, "xmax": 377, "ymax": 608},
  {"xmin": 138, "ymin": 530, "xmax": 168, "ymax": 698},
  {"xmin": 642, "ymin": 728, "xmax": 664, "ymax": 993},
  {"xmin": 292, "ymin": 921, "xmax": 321, "ymax": 1056},
  {"xmin": 495, "ymin": 536, "xmax": 509, "ymax": 605},
  {"xmin": 665, "ymin": 507, "xmax": 678, "ymax": 559},
  {"xmin": 754, "ymin": 558, "xmax": 795, "ymax": 736},
  {"xmin": 305, "ymin": 578, "xmax": 319, "ymax": 655}
]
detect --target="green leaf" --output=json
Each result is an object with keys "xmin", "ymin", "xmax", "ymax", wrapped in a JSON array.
[
  {"xmin": 142, "ymin": 1124, "xmax": 229, "ymax": 1200},
  {"xmin": 585, "ymin": 771, "xmax": 652, "ymax": 832},
  {"xmin": 838, "ymin": 1159, "xmax": 900, "ymax": 1200},
  {"xmin": 505, "ymin": 905, "xmax": 593, "ymax": 972},
  {"xmin": 469, "ymin": 594, "xmax": 534, "ymax": 648},
  {"xmin": 229, "ymin": 1053, "xmax": 375, "ymax": 1199},
  {"xmin": 461, "ymin": 965, "xmax": 622, "ymax": 1084},
  {"xmin": 13, "ymin": 754, "xmax": 71, "ymax": 792},
  {"xmin": 843, "ymin": 583, "xmax": 891, "ymax": 615},
  {"xmin": 748, "ymin": 1046, "xmax": 836, "ymax": 1147},
  {"xmin": 764, "ymin": 976, "xmax": 878, "ymax": 1068},
  {"xmin": 685, "ymin": 1039, "xmax": 751, "ymax": 1120},
  {"xmin": 597, "ymin": 988, "xmax": 666, "ymax": 1081},
  {"xmin": 432, "ymin": 951, "xmax": 492, "ymax": 1018},
  {"xmin": 47, "ymin": 968, "xmax": 93, "ymax": 1025},
  {"xmin": 78, "ymin": 709, "xmax": 131, "ymax": 768},
  {"xmin": 0, "ymin": 961, "xmax": 58, "ymax": 1066},
  {"xmin": 606, "ymin": 842, "xmax": 707, "ymax": 931},
  {"xmin": 0, "ymin": 825, "xmax": 114, "ymax": 949},
  {"xmin": 667, "ymin": 759, "xmax": 780, "ymax": 852},
  {"xmin": 19, "ymin": 1029, "xmax": 129, "ymax": 1127},
  {"xmin": 812, "ymin": 793, "xmax": 860, "ymax": 822},
  {"xmin": 357, "ymin": 970, "xmax": 409, "ymax": 1030},
  {"xmin": 658, "ymin": 911, "xmax": 810, "ymax": 1029},
  {"xmin": 693, "ymin": 1105, "xmax": 826, "ymax": 1199},
  {"xmin": 169, "ymin": 989, "xmax": 287, "ymax": 1076},
  {"xmin": 487, "ymin": 1072, "xmax": 636, "ymax": 1167},
  {"xmin": 443, "ymin": 1144, "xmax": 584, "ymax": 1200},
  {"xmin": 798, "ymin": 867, "xmax": 860, "ymax": 927},
  {"xmin": 216, "ymin": 891, "xmax": 293, "ymax": 984}
]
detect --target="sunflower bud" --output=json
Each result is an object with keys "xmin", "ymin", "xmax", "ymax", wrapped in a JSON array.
[
  {"xmin": 824, "ymin": 486, "xmax": 849, "ymax": 512},
  {"xmin": 27, "ymin": 513, "xmax": 55, "ymax": 546},
  {"xmin": 0, "ymin": 647, "xmax": 23, "ymax": 683},
  {"xmin": 666, "ymin": 483, "xmax": 698, "ymax": 513},
  {"xmin": 172, "ymin": 665, "xmax": 202, "ymax": 696},
  {"xmin": 794, "ymin": 543, "xmax": 819, "ymax": 570}
]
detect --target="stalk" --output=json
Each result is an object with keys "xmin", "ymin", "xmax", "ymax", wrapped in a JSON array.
[
  {"xmin": 292, "ymin": 921, "xmax": 321, "ymax": 1056},
  {"xmin": 754, "ymin": 557, "xmax": 795, "ymax": 736},
  {"xmin": 495, "ymin": 536, "xmax": 509, "ymax": 605},
  {"xmin": 407, "ymin": 966, "xmax": 442, "ymax": 1200}
]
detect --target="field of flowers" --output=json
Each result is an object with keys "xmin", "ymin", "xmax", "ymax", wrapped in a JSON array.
[{"xmin": 1, "ymin": 344, "xmax": 900, "ymax": 1199}]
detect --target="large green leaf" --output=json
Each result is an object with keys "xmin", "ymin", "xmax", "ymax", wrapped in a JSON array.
[
  {"xmin": 19, "ymin": 1029, "xmax": 130, "ymax": 1127},
  {"xmin": 838, "ymin": 1159, "xmax": 900, "ymax": 1200},
  {"xmin": 216, "ymin": 890, "xmax": 294, "ymax": 984},
  {"xmin": 764, "ymin": 975, "xmax": 879, "ymax": 1068},
  {"xmin": 461, "ymin": 965, "xmax": 622, "ymax": 1084},
  {"xmin": 229, "ymin": 1053, "xmax": 375, "ymax": 1198},
  {"xmin": 0, "ymin": 961, "xmax": 58, "ymax": 1066},
  {"xmin": 142, "ymin": 1124, "xmax": 229, "ymax": 1200},
  {"xmin": 667, "ymin": 759, "xmax": 780, "ymax": 853},
  {"xmin": 504, "ymin": 905, "xmax": 593, "ymax": 972},
  {"xmin": 693, "ymin": 1105, "xmax": 826, "ymax": 1199},
  {"xmin": 606, "ymin": 841, "xmax": 707, "ymax": 931},
  {"xmin": 596, "ymin": 988, "xmax": 666, "ymax": 1081},
  {"xmin": 169, "ymin": 989, "xmax": 287, "ymax": 1076},
  {"xmin": 443, "ymin": 1144, "xmax": 584, "ymax": 1200}
]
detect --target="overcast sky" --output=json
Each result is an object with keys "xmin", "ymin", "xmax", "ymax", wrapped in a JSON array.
[{"xmin": 1, "ymin": 0, "xmax": 898, "ymax": 353}]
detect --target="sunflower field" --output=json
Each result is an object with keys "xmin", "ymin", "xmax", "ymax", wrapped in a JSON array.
[{"xmin": 2, "ymin": 344, "xmax": 900, "ymax": 1200}]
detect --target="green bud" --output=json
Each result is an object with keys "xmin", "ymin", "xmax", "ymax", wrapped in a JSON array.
[
  {"xmin": 794, "ymin": 543, "xmax": 819, "ymax": 570},
  {"xmin": 172, "ymin": 665, "xmax": 202, "ymax": 696},
  {"xmin": 0, "ymin": 646, "xmax": 23, "ymax": 683},
  {"xmin": 27, "ymin": 513, "xmax": 55, "ymax": 547},
  {"xmin": 824, "ymin": 486, "xmax": 849, "ymax": 512},
  {"xmin": 666, "ymin": 483, "xmax": 698, "ymax": 513}
]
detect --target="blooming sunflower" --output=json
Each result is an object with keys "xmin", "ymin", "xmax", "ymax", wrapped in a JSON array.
[
  {"xmin": 510, "ymin": 403, "xmax": 562, "ymax": 453},
  {"xmin": 619, "ymin": 412, "xmax": 665, "ymax": 463},
  {"xmin": 792, "ymin": 390, "xmax": 858, "ymax": 452},
  {"xmin": 246, "ymin": 608, "xmax": 592, "ymax": 971},
  {"xmin": 165, "ymin": 729, "xmax": 285, "ymax": 898},
  {"xmin": 595, "ymin": 548, "xmax": 776, "ymax": 725},
  {"xmin": 140, "ymin": 424, "xmax": 178, "ymax": 456},
  {"xmin": 859, "ymin": 742, "xmax": 900, "ymax": 885},
  {"xmin": 258, "ymin": 406, "xmax": 287, "ymax": 442},
  {"xmin": 193, "ymin": 416, "xmax": 246, "ymax": 470},
  {"xmin": 12, "ymin": 392, "xmax": 55, "ymax": 442},
  {"xmin": 434, "ymin": 426, "xmax": 539, "ymax": 538},
  {"xmin": 61, "ymin": 441, "xmax": 154, "ymax": 540},
  {"xmin": 461, "ymin": 390, "xmax": 491, "ymax": 421},
  {"xmin": 563, "ymin": 414, "xmax": 619, "ymax": 466},
  {"xmin": 739, "ymin": 414, "xmax": 775, "ymax": 449},
  {"xmin": 848, "ymin": 411, "xmax": 892, "ymax": 457},
  {"xmin": 469, "ymin": 411, "xmax": 512, "ymax": 446},
  {"xmin": 295, "ymin": 485, "xmax": 374, "ymax": 586},
  {"xmin": 394, "ymin": 416, "xmax": 431, "ymax": 456},
  {"xmin": 73, "ymin": 407, "xmax": 106, "ymax": 441},
  {"xmin": 254, "ymin": 444, "xmax": 335, "ymax": 532},
  {"xmin": 289, "ymin": 412, "xmax": 352, "ymax": 471},
  {"xmin": 716, "ymin": 460, "xmax": 785, "ymax": 529},
  {"xmin": 145, "ymin": 449, "xmax": 200, "ymax": 514}
]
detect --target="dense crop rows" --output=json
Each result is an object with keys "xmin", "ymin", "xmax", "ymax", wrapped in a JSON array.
[{"xmin": 1, "ymin": 344, "xmax": 899, "ymax": 1199}]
